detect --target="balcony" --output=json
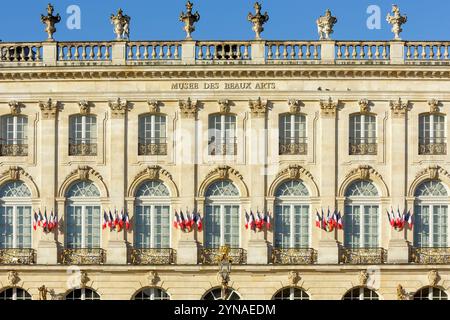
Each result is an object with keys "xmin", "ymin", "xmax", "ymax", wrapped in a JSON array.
[
  {"xmin": 0, "ymin": 248, "xmax": 35, "ymax": 265},
  {"xmin": 271, "ymin": 248, "xmax": 317, "ymax": 264},
  {"xmin": 411, "ymin": 247, "xmax": 450, "ymax": 264},
  {"xmin": 419, "ymin": 138, "xmax": 447, "ymax": 155},
  {"xmin": 61, "ymin": 248, "xmax": 106, "ymax": 265},
  {"xmin": 138, "ymin": 139, "xmax": 168, "ymax": 156},
  {"xmin": 130, "ymin": 248, "xmax": 176, "ymax": 265},
  {"xmin": 69, "ymin": 140, "xmax": 97, "ymax": 156},
  {"xmin": 0, "ymin": 140, "xmax": 28, "ymax": 157},
  {"xmin": 200, "ymin": 247, "xmax": 247, "ymax": 265},
  {"xmin": 279, "ymin": 138, "xmax": 307, "ymax": 155},
  {"xmin": 349, "ymin": 138, "xmax": 377, "ymax": 155},
  {"xmin": 340, "ymin": 247, "xmax": 387, "ymax": 264},
  {"xmin": 208, "ymin": 138, "xmax": 237, "ymax": 156}
]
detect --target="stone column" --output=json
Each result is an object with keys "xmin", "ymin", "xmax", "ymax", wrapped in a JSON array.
[
  {"xmin": 317, "ymin": 98, "xmax": 340, "ymax": 264},
  {"xmin": 246, "ymin": 98, "xmax": 269, "ymax": 264},
  {"xmin": 176, "ymin": 98, "xmax": 199, "ymax": 264},
  {"xmin": 36, "ymin": 99, "xmax": 58, "ymax": 264},
  {"xmin": 387, "ymin": 99, "xmax": 410, "ymax": 263},
  {"xmin": 106, "ymin": 98, "xmax": 128, "ymax": 264}
]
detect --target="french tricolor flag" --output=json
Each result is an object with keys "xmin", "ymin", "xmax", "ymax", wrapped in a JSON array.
[{"xmin": 102, "ymin": 211, "xmax": 108, "ymax": 230}]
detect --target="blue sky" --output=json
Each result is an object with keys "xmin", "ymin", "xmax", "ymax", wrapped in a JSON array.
[{"xmin": 2, "ymin": 0, "xmax": 449, "ymax": 42}]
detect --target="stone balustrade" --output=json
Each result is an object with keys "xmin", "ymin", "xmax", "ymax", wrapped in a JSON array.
[
  {"xmin": 57, "ymin": 42, "xmax": 112, "ymax": 62},
  {"xmin": 127, "ymin": 41, "xmax": 181, "ymax": 62},
  {"xmin": 0, "ymin": 42, "xmax": 42, "ymax": 64},
  {"xmin": 335, "ymin": 41, "xmax": 390, "ymax": 62},
  {"xmin": 196, "ymin": 41, "xmax": 251, "ymax": 62},
  {"xmin": 405, "ymin": 41, "xmax": 450, "ymax": 62},
  {"xmin": 266, "ymin": 41, "xmax": 321, "ymax": 62}
]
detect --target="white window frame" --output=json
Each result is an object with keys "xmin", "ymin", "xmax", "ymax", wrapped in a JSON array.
[
  {"xmin": 0, "ymin": 200, "xmax": 33, "ymax": 248},
  {"xmin": 349, "ymin": 114, "xmax": 377, "ymax": 143},
  {"xmin": 139, "ymin": 114, "xmax": 167, "ymax": 144},
  {"xmin": 414, "ymin": 287, "xmax": 448, "ymax": 300},
  {"xmin": 273, "ymin": 287, "xmax": 310, "ymax": 300},
  {"xmin": 414, "ymin": 196, "xmax": 449, "ymax": 248},
  {"xmin": 70, "ymin": 115, "xmax": 97, "ymax": 144},
  {"xmin": 274, "ymin": 200, "xmax": 311, "ymax": 248},
  {"xmin": 208, "ymin": 114, "xmax": 237, "ymax": 156},
  {"xmin": 1, "ymin": 115, "xmax": 28, "ymax": 145},
  {"xmin": 344, "ymin": 287, "xmax": 379, "ymax": 300},
  {"xmin": 134, "ymin": 288, "xmax": 171, "ymax": 300},
  {"xmin": 279, "ymin": 114, "xmax": 307, "ymax": 144},
  {"xmin": 419, "ymin": 113, "xmax": 446, "ymax": 144},
  {"xmin": 204, "ymin": 198, "xmax": 241, "ymax": 248},
  {"xmin": 65, "ymin": 288, "xmax": 100, "ymax": 301},
  {"xmin": 0, "ymin": 287, "xmax": 31, "ymax": 300},
  {"xmin": 65, "ymin": 200, "xmax": 102, "ymax": 249}
]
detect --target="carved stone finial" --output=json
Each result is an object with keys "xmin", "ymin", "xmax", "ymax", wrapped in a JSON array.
[
  {"xmin": 249, "ymin": 97, "xmax": 268, "ymax": 117},
  {"xmin": 9, "ymin": 101, "xmax": 21, "ymax": 115},
  {"xmin": 8, "ymin": 166, "xmax": 21, "ymax": 181},
  {"xmin": 390, "ymin": 98, "xmax": 408, "ymax": 116},
  {"xmin": 40, "ymin": 3, "xmax": 61, "ymax": 41},
  {"xmin": 359, "ymin": 270, "xmax": 369, "ymax": 286},
  {"xmin": 8, "ymin": 271, "xmax": 20, "ymax": 287},
  {"xmin": 386, "ymin": 5, "xmax": 407, "ymax": 41},
  {"xmin": 428, "ymin": 99, "xmax": 440, "ymax": 113},
  {"xmin": 79, "ymin": 100, "xmax": 90, "ymax": 115},
  {"xmin": 316, "ymin": 9, "xmax": 337, "ymax": 40},
  {"xmin": 147, "ymin": 100, "xmax": 160, "ymax": 113},
  {"xmin": 288, "ymin": 271, "xmax": 301, "ymax": 286},
  {"xmin": 109, "ymin": 98, "xmax": 129, "ymax": 118},
  {"xmin": 39, "ymin": 98, "xmax": 59, "ymax": 119},
  {"xmin": 148, "ymin": 271, "xmax": 160, "ymax": 286},
  {"xmin": 247, "ymin": 2, "xmax": 269, "ymax": 40},
  {"xmin": 77, "ymin": 166, "xmax": 91, "ymax": 181},
  {"xmin": 110, "ymin": 8, "xmax": 131, "ymax": 40},
  {"xmin": 180, "ymin": 1, "xmax": 200, "ymax": 40},
  {"xmin": 359, "ymin": 99, "xmax": 370, "ymax": 113},
  {"xmin": 288, "ymin": 99, "xmax": 301, "ymax": 114},
  {"xmin": 179, "ymin": 98, "xmax": 199, "ymax": 118},
  {"xmin": 320, "ymin": 97, "xmax": 338, "ymax": 117},
  {"xmin": 218, "ymin": 100, "xmax": 230, "ymax": 113},
  {"xmin": 428, "ymin": 270, "xmax": 440, "ymax": 287}
]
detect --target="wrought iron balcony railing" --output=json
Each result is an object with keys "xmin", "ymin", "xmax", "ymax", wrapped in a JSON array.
[
  {"xmin": 410, "ymin": 247, "xmax": 450, "ymax": 264},
  {"xmin": 200, "ymin": 247, "xmax": 247, "ymax": 265},
  {"xmin": 130, "ymin": 248, "xmax": 176, "ymax": 265},
  {"xmin": 271, "ymin": 248, "xmax": 317, "ymax": 265},
  {"xmin": 349, "ymin": 138, "xmax": 377, "ymax": 155},
  {"xmin": 138, "ymin": 139, "xmax": 168, "ymax": 156},
  {"xmin": 61, "ymin": 248, "xmax": 106, "ymax": 265},
  {"xmin": 0, "ymin": 248, "xmax": 35, "ymax": 265},
  {"xmin": 0, "ymin": 143, "xmax": 28, "ymax": 157},
  {"xmin": 208, "ymin": 138, "xmax": 237, "ymax": 156},
  {"xmin": 340, "ymin": 247, "xmax": 387, "ymax": 264},
  {"xmin": 419, "ymin": 139, "xmax": 447, "ymax": 155},
  {"xmin": 69, "ymin": 140, "xmax": 98, "ymax": 156},
  {"xmin": 279, "ymin": 138, "xmax": 307, "ymax": 155}
]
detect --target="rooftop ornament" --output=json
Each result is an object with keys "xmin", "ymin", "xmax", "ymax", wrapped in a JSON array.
[
  {"xmin": 386, "ymin": 5, "xmax": 407, "ymax": 40},
  {"xmin": 40, "ymin": 3, "xmax": 61, "ymax": 41},
  {"xmin": 316, "ymin": 9, "xmax": 337, "ymax": 40},
  {"xmin": 111, "ymin": 9, "xmax": 131, "ymax": 41},
  {"xmin": 247, "ymin": 2, "xmax": 269, "ymax": 40},
  {"xmin": 180, "ymin": 1, "xmax": 200, "ymax": 40}
]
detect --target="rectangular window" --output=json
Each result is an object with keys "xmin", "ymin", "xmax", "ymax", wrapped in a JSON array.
[
  {"xmin": 205, "ymin": 205, "xmax": 221, "ymax": 248},
  {"xmin": 69, "ymin": 115, "xmax": 97, "ymax": 156},
  {"xmin": 138, "ymin": 115, "xmax": 167, "ymax": 155},
  {"xmin": 279, "ymin": 114, "xmax": 307, "ymax": 155},
  {"xmin": 0, "ymin": 116, "xmax": 28, "ymax": 156},
  {"xmin": 208, "ymin": 115, "xmax": 237, "ymax": 156},
  {"xmin": 349, "ymin": 114, "xmax": 377, "ymax": 155},
  {"xmin": 134, "ymin": 205, "xmax": 170, "ymax": 248},
  {"xmin": 419, "ymin": 114, "xmax": 447, "ymax": 155},
  {"xmin": 0, "ymin": 206, "xmax": 32, "ymax": 248},
  {"xmin": 66, "ymin": 205, "xmax": 100, "ymax": 248}
]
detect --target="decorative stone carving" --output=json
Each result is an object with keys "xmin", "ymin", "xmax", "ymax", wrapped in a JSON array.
[
  {"xmin": 205, "ymin": 166, "xmax": 244, "ymax": 182},
  {"xmin": 428, "ymin": 99, "xmax": 440, "ymax": 114},
  {"xmin": 316, "ymin": 9, "xmax": 337, "ymax": 40},
  {"xmin": 65, "ymin": 166, "xmax": 105, "ymax": 184},
  {"xmin": 80, "ymin": 271, "xmax": 90, "ymax": 288},
  {"xmin": 249, "ymin": 97, "xmax": 268, "ymax": 117},
  {"xmin": 428, "ymin": 270, "xmax": 440, "ymax": 287},
  {"xmin": 415, "ymin": 165, "xmax": 450, "ymax": 181},
  {"xmin": 8, "ymin": 271, "xmax": 20, "ymax": 286},
  {"xmin": 386, "ymin": 5, "xmax": 407, "ymax": 41},
  {"xmin": 146, "ymin": 165, "xmax": 161, "ymax": 180},
  {"xmin": 390, "ymin": 98, "xmax": 408, "ymax": 116},
  {"xmin": 109, "ymin": 98, "xmax": 129, "ymax": 118},
  {"xmin": 179, "ymin": 98, "xmax": 199, "ymax": 119},
  {"xmin": 40, "ymin": 3, "xmax": 61, "ymax": 41},
  {"xmin": 179, "ymin": 1, "xmax": 200, "ymax": 40},
  {"xmin": 39, "ymin": 98, "xmax": 59, "ymax": 119},
  {"xmin": 77, "ymin": 166, "xmax": 91, "ymax": 181},
  {"xmin": 9, "ymin": 101, "xmax": 21, "ymax": 115},
  {"xmin": 79, "ymin": 100, "xmax": 90, "ymax": 115},
  {"xmin": 276, "ymin": 165, "xmax": 315, "ymax": 181},
  {"xmin": 148, "ymin": 271, "xmax": 160, "ymax": 286},
  {"xmin": 147, "ymin": 100, "xmax": 160, "ymax": 113},
  {"xmin": 397, "ymin": 284, "xmax": 409, "ymax": 300},
  {"xmin": 345, "ymin": 165, "xmax": 383, "ymax": 181},
  {"xmin": 320, "ymin": 97, "xmax": 338, "ymax": 117},
  {"xmin": 359, "ymin": 270, "xmax": 369, "ymax": 286},
  {"xmin": 134, "ymin": 166, "xmax": 174, "ymax": 184},
  {"xmin": 359, "ymin": 99, "xmax": 370, "ymax": 113},
  {"xmin": 428, "ymin": 165, "xmax": 440, "ymax": 180},
  {"xmin": 38, "ymin": 285, "xmax": 49, "ymax": 300},
  {"xmin": 359, "ymin": 165, "xmax": 371, "ymax": 180},
  {"xmin": 288, "ymin": 271, "xmax": 301, "ymax": 286},
  {"xmin": 247, "ymin": 2, "xmax": 269, "ymax": 40},
  {"xmin": 8, "ymin": 166, "xmax": 21, "ymax": 181},
  {"xmin": 217, "ymin": 166, "xmax": 230, "ymax": 179},
  {"xmin": 288, "ymin": 99, "xmax": 301, "ymax": 114},
  {"xmin": 218, "ymin": 100, "xmax": 230, "ymax": 114},
  {"xmin": 110, "ymin": 9, "xmax": 131, "ymax": 40}
]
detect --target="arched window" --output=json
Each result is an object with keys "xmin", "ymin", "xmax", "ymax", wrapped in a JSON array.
[
  {"xmin": 202, "ymin": 287, "xmax": 241, "ymax": 300},
  {"xmin": 0, "ymin": 181, "xmax": 32, "ymax": 249},
  {"xmin": 134, "ymin": 181, "xmax": 171, "ymax": 248},
  {"xmin": 272, "ymin": 287, "xmax": 310, "ymax": 300},
  {"xmin": 69, "ymin": 114, "xmax": 97, "ymax": 156},
  {"xmin": 342, "ymin": 287, "xmax": 379, "ymax": 300},
  {"xmin": 133, "ymin": 287, "xmax": 170, "ymax": 300},
  {"xmin": 65, "ymin": 181, "xmax": 101, "ymax": 249},
  {"xmin": 208, "ymin": 114, "xmax": 237, "ymax": 156},
  {"xmin": 279, "ymin": 114, "xmax": 307, "ymax": 155},
  {"xmin": 414, "ymin": 287, "xmax": 448, "ymax": 300},
  {"xmin": 0, "ymin": 115, "xmax": 28, "ymax": 156},
  {"xmin": 344, "ymin": 180, "xmax": 380, "ymax": 248},
  {"xmin": 204, "ymin": 180, "xmax": 240, "ymax": 248},
  {"xmin": 274, "ymin": 180, "xmax": 310, "ymax": 248},
  {"xmin": 349, "ymin": 114, "xmax": 377, "ymax": 155},
  {"xmin": 138, "ymin": 114, "xmax": 167, "ymax": 156},
  {"xmin": 0, "ymin": 287, "xmax": 31, "ymax": 300},
  {"xmin": 419, "ymin": 114, "xmax": 446, "ymax": 155},
  {"xmin": 414, "ymin": 180, "xmax": 449, "ymax": 248},
  {"xmin": 65, "ymin": 288, "xmax": 100, "ymax": 300}
]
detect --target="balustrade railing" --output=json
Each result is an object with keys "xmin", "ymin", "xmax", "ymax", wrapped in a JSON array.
[
  {"xmin": 200, "ymin": 248, "xmax": 247, "ymax": 265},
  {"xmin": 349, "ymin": 138, "xmax": 377, "ymax": 155},
  {"xmin": 0, "ymin": 140, "xmax": 28, "ymax": 157},
  {"xmin": 0, "ymin": 43, "xmax": 42, "ymax": 64},
  {"xmin": 336, "ymin": 41, "xmax": 390, "ymax": 62},
  {"xmin": 69, "ymin": 141, "xmax": 98, "ymax": 156},
  {"xmin": 411, "ymin": 247, "xmax": 450, "ymax": 264},
  {"xmin": 279, "ymin": 138, "xmax": 307, "ymax": 155},
  {"xmin": 0, "ymin": 248, "xmax": 35, "ymax": 265},
  {"xmin": 340, "ymin": 247, "xmax": 387, "ymax": 264},
  {"xmin": 266, "ymin": 41, "xmax": 320, "ymax": 62},
  {"xmin": 130, "ymin": 248, "xmax": 176, "ymax": 265},
  {"xmin": 58, "ymin": 42, "xmax": 112, "ymax": 62},
  {"xmin": 138, "ymin": 138, "xmax": 168, "ymax": 156},
  {"xmin": 419, "ymin": 138, "xmax": 447, "ymax": 155},
  {"xmin": 271, "ymin": 248, "xmax": 317, "ymax": 264},
  {"xmin": 196, "ymin": 41, "xmax": 251, "ymax": 62},
  {"xmin": 61, "ymin": 248, "xmax": 106, "ymax": 265},
  {"xmin": 405, "ymin": 42, "xmax": 450, "ymax": 62},
  {"xmin": 127, "ymin": 42, "xmax": 181, "ymax": 62}
]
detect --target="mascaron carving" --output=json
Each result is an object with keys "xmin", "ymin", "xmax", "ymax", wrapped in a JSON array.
[
  {"xmin": 288, "ymin": 99, "xmax": 302, "ymax": 114},
  {"xmin": 148, "ymin": 271, "xmax": 160, "ymax": 286},
  {"xmin": 218, "ymin": 100, "xmax": 231, "ymax": 113},
  {"xmin": 390, "ymin": 98, "xmax": 409, "ymax": 116},
  {"xmin": 9, "ymin": 101, "xmax": 21, "ymax": 115},
  {"xmin": 320, "ymin": 97, "xmax": 338, "ymax": 117},
  {"xmin": 8, "ymin": 271, "xmax": 21, "ymax": 286},
  {"xmin": 180, "ymin": 1, "xmax": 200, "ymax": 40},
  {"xmin": 40, "ymin": 3, "xmax": 61, "ymax": 41},
  {"xmin": 39, "ymin": 98, "xmax": 59, "ymax": 119},
  {"xmin": 359, "ymin": 270, "xmax": 369, "ymax": 286},
  {"xmin": 428, "ymin": 99, "xmax": 440, "ymax": 114},
  {"xmin": 346, "ymin": 165, "xmax": 382, "ymax": 181},
  {"xmin": 359, "ymin": 99, "xmax": 370, "ymax": 113},
  {"xmin": 386, "ymin": 5, "xmax": 407, "ymax": 41},
  {"xmin": 134, "ymin": 165, "xmax": 174, "ymax": 183},
  {"xmin": 249, "ymin": 97, "xmax": 268, "ymax": 117},
  {"xmin": 316, "ymin": 9, "xmax": 337, "ymax": 40},
  {"xmin": 247, "ymin": 2, "xmax": 269, "ymax": 41},
  {"xmin": 111, "ymin": 9, "xmax": 131, "ymax": 41},
  {"xmin": 79, "ymin": 100, "xmax": 90, "ymax": 115},
  {"xmin": 276, "ymin": 165, "xmax": 314, "ymax": 181},
  {"xmin": 2, "ymin": 167, "xmax": 34, "ymax": 183},
  {"xmin": 66, "ymin": 166, "xmax": 104, "ymax": 183},
  {"xmin": 428, "ymin": 270, "xmax": 440, "ymax": 287},
  {"xmin": 415, "ymin": 165, "xmax": 450, "ymax": 181},
  {"xmin": 80, "ymin": 271, "xmax": 90, "ymax": 288},
  {"xmin": 109, "ymin": 98, "xmax": 129, "ymax": 118},
  {"xmin": 288, "ymin": 271, "xmax": 301, "ymax": 286},
  {"xmin": 147, "ymin": 100, "xmax": 160, "ymax": 113},
  {"xmin": 205, "ymin": 165, "xmax": 244, "ymax": 181}
]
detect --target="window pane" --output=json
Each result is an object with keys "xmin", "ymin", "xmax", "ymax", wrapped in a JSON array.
[
  {"xmin": 66, "ymin": 206, "xmax": 83, "ymax": 248},
  {"xmin": 15, "ymin": 206, "xmax": 32, "ymax": 248},
  {"xmin": 205, "ymin": 205, "xmax": 221, "ymax": 248},
  {"xmin": 0, "ymin": 206, "xmax": 13, "ymax": 248}
]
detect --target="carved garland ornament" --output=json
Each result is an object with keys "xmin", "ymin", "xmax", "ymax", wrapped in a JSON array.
[
  {"xmin": 249, "ymin": 97, "xmax": 268, "ymax": 117},
  {"xmin": 65, "ymin": 166, "xmax": 105, "ymax": 183},
  {"xmin": 345, "ymin": 165, "xmax": 382, "ymax": 181},
  {"xmin": 415, "ymin": 165, "xmax": 450, "ymax": 181},
  {"xmin": 1, "ymin": 166, "xmax": 34, "ymax": 182},
  {"xmin": 276, "ymin": 164, "xmax": 315, "ymax": 181}
]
